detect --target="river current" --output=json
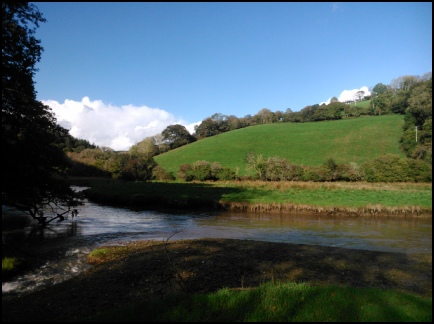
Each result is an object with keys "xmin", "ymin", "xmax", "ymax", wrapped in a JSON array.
[{"xmin": 2, "ymin": 194, "xmax": 432, "ymax": 298}]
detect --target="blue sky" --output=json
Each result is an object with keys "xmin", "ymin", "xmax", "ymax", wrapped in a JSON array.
[{"xmin": 32, "ymin": 2, "xmax": 432, "ymax": 150}]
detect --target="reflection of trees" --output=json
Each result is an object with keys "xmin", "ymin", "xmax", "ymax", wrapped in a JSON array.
[{"xmin": 27, "ymin": 221, "xmax": 80, "ymax": 240}]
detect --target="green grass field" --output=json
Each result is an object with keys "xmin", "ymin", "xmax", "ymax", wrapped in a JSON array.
[{"xmin": 155, "ymin": 114, "xmax": 405, "ymax": 177}]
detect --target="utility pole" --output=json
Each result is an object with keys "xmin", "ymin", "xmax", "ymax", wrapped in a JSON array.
[{"xmin": 415, "ymin": 126, "xmax": 418, "ymax": 143}]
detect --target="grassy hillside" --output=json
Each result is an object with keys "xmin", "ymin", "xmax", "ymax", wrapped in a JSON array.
[{"xmin": 155, "ymin": 114, "xmax": 405, "ymax": 177}]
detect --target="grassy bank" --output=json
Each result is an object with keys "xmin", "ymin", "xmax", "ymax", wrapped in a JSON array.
[{"xmin": 75, "ymin": 178, "xmax": 432, "ymax": 217}]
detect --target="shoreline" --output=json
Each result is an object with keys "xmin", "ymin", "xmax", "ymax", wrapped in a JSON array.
[{"xmin": 85, "ymin": 194, "xmax": 433, "ymax": 218}]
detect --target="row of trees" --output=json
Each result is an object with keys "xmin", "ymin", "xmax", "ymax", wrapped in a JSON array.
[{"xmin": 155, "ymin": 153, "xmax": 431, "ymax": 183}]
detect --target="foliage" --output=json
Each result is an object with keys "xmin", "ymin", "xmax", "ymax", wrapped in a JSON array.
[
  {"xmin": 176, "ymin": 161, "xmax": 236, "ymax": 181},
  {"xmin": 245, "ymin": 154, "xmax": 304, "ymax": 181},
  {"xmin": 110, "ymin": 153, "xmax": 157, "ymax": 181},
  {"xmin": 62, "ymin": 134, "xmax": 97, "ymax": 153},
  {"xmin": 361, "ymin": 154, "xmax": 431, "ymax": 182},
  {"xmin": 177, "ymin": 164, "xmax": 193, "ymax": 181},
  {"xmin": 161, "ymin": 124, "xmax": 196, "ymax": 149},
  {"xmin": 372, "ymin": 82, "xmax": 388, "ymax": 95},
  {"xmin": 400, "ymin": 78, "xmax": 432, "ymax": 159},
  {"xmin": 66, "ymin": 148, "xmax": 157, "ymax": 181},
  {"xmin": 129, "ymin": 136, "xmax": 159, "ymax": 158},
  {"xmin": 244, "ymin": 153, "xmax": 431, "ymax": 183},
  {"xmin": 2, "ymin": 2, "xmax": 83, "ymax": 224},
  {"xmin": 152, "ymin": 165, "xmax": 175, "ymax": 181}
]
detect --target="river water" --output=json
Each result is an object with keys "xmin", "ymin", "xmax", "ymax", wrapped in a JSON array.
[{"xmin": 2, "ymin": 194, "xmax": 432, "ymax": 298}]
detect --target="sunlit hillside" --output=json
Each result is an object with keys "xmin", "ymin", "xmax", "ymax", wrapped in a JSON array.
[{"xmin": 154, "ymin": 114, "xmax": 405, "ymax": 177}]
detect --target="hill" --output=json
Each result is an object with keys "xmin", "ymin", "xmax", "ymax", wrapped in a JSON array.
[{"xmin": 154, "ymin": 114, "xmax": 405, "ymax": 177}]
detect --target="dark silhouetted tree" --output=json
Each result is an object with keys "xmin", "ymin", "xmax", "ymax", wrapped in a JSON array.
[{"xmin": 2, "ymin": 2, "xmax": 83, "ymax": 225}]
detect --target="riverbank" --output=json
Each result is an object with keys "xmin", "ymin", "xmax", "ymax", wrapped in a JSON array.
[
  {"xmin": 74, "ymin": 178, "xmax": 432, "ymax": 217},
  {"xmin": 2, "ymin": 238, "xmax": 432, "ymax": 322}
]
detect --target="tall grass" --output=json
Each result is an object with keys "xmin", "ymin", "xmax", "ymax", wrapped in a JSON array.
[
  {"xmin": 155, "ymin": 115, "xmax": 405, "ymax": 177},
  {"xmin": 80, "ymin": 281, "xmax": 432, "ymax": 322}
]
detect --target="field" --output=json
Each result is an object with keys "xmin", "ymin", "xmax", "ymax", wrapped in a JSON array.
[{"xmin": 155, "ymin": 114, "xmax": 405, "ymax": 177}]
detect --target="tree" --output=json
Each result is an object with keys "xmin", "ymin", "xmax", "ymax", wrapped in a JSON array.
[
  {"xmin": 2, "ymin": 2, "xmax": 83, "ymax": 225},
  {"xmin": 161, "ymin": 124, "xmax": 196, "ymax": 149},
  {"xmin": 255, "ymin": 108, "xmax": 275, "ymax": 124},
  {"xmin": 372, "ymin": 83, "xmax": 388, "ymax": 95},
  {"xmin": 129, "ymin": 136, "xmax": 159, "ymax": 158},
  {"xmin": 354, "ymin": 90, "xmax": 365, "ymax": 102},
  {"xmin": 390, "ymin": 75, "xmax": 419, "ymax": 92}
]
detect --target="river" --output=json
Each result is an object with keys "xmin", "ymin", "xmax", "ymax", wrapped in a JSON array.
[{"xmin": 2, "ymin": 195, "xmax": 432, "ymax": 298}]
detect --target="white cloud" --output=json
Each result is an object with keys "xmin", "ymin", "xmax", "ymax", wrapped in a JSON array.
[
  {"xmin": 320, "ymin": 86, "xmax": 371, "ymax": 105},
  {"xmin": 42, "ymin": 96, "xmax": 199, "ymax": 151},
  {"xmin": 185, "ymin": 121, "xmax": 201, "ymax": 134}
]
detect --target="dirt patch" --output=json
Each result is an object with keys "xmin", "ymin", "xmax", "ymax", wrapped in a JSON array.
[{"xmin": 2, "ymin": 238, "xmax": 432, "ymax": 322}]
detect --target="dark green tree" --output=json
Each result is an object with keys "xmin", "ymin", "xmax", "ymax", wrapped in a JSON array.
[
  {"xmin": 2, "ymin": 2, "xmax": 83, "ymax": 225},
  {"xmin": 162, "ymin": 124, "xmax": 196, "ymax": 149}
]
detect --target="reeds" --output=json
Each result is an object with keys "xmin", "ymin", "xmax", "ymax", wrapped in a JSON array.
[{"xmin": 220, "ymin": 201, "xmax": 431, "ymax": 217}]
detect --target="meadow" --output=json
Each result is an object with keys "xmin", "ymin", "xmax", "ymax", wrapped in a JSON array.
[{"xmin": 154, "ymin": 114, "xmax": 405, "ymax": 177}]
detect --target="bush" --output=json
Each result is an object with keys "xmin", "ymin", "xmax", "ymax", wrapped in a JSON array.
[
  {"xmin": 210, "ymin": 162, "xmax": 236, "ymax": 180},
  {"xmin": 152, "ymin": 165, "xmax": 175, "ymax": 181},
  {"xmin": 177, "ymin": 164, "xmax": 193, "ymax": 181},
  {"xmin": 177, "ymin": 161, "xmax": 236, "ymax": 181},
  {"xmin": 401, "ymin": 158, "xmax": 432, "ymax": 182},
  {"xmin": 191, "ymin": 160, "xmax": 214, "ymax": 181},
  {"xmin": 337, "ymin": 162, "xmax": 363, "ymax": 182},
  {"xmin": 361, "ymin": 154, "xmax": 432, "ymax": 182},
  {"xmin": 361, "ymin": 154, "xmax": 405, "ymax": 182},
  {"xmin": 263, "ymin": 157, "xmax": 303, "ymax": 181}
]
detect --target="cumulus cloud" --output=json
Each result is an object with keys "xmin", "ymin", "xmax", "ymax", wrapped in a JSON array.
[
  {"xmin": 42, "ymin": 96, "xmax": 199, "ymax": 151},
  {"xmin": 320, "ymin": 86, "xmax": 371, "ymax": 105}
]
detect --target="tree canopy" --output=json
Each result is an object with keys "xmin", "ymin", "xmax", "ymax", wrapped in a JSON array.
[
  {"xmin": 161, "ymin": 124, "xmax": 196, "ymax": 149},
  {"xmin": 2, "ymin": 2, "xmax": 83, "ymax": 225}
]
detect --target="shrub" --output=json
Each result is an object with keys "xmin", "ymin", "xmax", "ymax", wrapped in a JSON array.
[
  {"xmin": 177, "ymin": 164, "xmax": 193, "ymax": 181},
  {"xmin": 337, "ymin": 162, "xmax": 363, "ymax": 182},
  {"xmin": 152, "ymin": 165, "xmax": 175, "ymax": 181},
  {"xmin": 210, "ymin": 162, "xmax": 236, "ymax": 180},
  {"xmin": 361, "ymin": 154, "xmax": 404, "ymax": 182},
  {"xmin": 191, "ymin": 160, "xmax": 214, "ymax": 181},
  {"xmin": 360, "ymin": 154, "xmax": 431, "ymax": 182},
  {"xmin": 263, "ymin": 157, "xmax": 303, "ymax": 181}
]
